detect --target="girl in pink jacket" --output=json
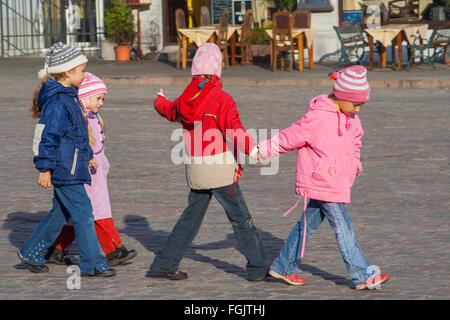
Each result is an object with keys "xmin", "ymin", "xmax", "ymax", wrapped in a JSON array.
[{"xmin": 259, "ymin": 66, "xmax": 389, "ymax": 290}]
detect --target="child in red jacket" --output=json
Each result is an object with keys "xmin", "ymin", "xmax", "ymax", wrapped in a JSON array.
[{"xmin": 150, "ymin": 43, "xmax": 270, "ymax": 281}]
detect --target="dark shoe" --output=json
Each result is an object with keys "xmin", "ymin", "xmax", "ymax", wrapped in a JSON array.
[
  {"xmin": 151, "ymin": 269, "xmax": 188, "ymax": 280},
  {"xmin": 106, "ymin": 246, "xmax": 137, "ymax": 266},
  {"xmin": 17, "ymin": 251, "xmax": 49, "ymax": 273},
  {"xmin": 45, "ymin": 246, "xmax": 73, "ymax": 265},
  {"xmin": 249, "ymin": 270, "xmax": 270, "ymax": 282},
  {"xmin": 81, "ymin": 267, "xmax": 117, "ymax": 277}
]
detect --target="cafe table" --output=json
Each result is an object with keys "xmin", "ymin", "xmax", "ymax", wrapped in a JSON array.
[
  {"xmin": 264, "ymin": 28, "xmax": 317, "ymax": 71},
  {"xmin": 364, "ymin": 24, "xmax": 428, "ymax": 70},
  {"xmin": 177, "ymin": 25, "xmax": 242, "ymax": 69}
]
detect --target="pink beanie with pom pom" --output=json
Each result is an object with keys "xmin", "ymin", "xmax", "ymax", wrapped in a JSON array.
[
  {"xmin": 78, "ymin": 72, "xmax": 107, "ymax": 101},
  {"xmin": 329, "ymin": 65, "xmax": 371, "ymax": 103}
]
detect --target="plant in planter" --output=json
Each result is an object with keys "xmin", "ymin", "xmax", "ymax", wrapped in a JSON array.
[
  {"xmin": 104, "ymin": 0, "xmax": 135, "ymax": 61},
  {"xmin": 273, "ymin": 0, "xmax": 297, "ymax": 12}
]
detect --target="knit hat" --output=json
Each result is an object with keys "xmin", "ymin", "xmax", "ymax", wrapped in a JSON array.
[
  {"xmin": 191, "ymin": 43, "xmax": 223, "ymax": 78},
  {"xmin": 37, "ymin": 42, "xmax": 88, "ymax": 79},
  {"xmin": 329, "ymin": 65, "xmax": 371, "ymax": 103},
  {"xmin": 78, "ymin": 72, "xmax": 107, "ymax": 100}
]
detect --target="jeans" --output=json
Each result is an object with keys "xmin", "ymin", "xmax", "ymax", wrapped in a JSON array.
[
  {"xmin": 18, "ymin": 184, "xmax": 110, "ymax": 274},
  {"xmin": 151, "ymin": 183, "xmax": 270, "ymax": 280},
  {"xmin": 271, "ymin": 199, "xmax": 377, "ymax": 285}
]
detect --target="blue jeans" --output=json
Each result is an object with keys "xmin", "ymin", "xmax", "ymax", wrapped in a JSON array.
[
  {"xmin": 18, "ymin": 184, "xmax": 110, "ymax": 274},
  {"xmin": 271, "ymin": 199, "xmax": 376, "ymax": 285},
  {"xmin": 151, "ymin": 183, "xmax": 270, "ymax": 280}
]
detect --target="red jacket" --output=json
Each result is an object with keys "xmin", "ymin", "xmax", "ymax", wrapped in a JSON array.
[{"xmin": 154, "ymin": 77, "xmax": 256, "ymax": 190}]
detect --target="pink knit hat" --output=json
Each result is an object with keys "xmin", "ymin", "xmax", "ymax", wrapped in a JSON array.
[
  {"xmin": 78, "ymin": 72, "xmax": 107, "ymax": 100},
  {"xmin": 191, "ymin": 43, "xmax": 222, "ymax": 78},
  {"xmin": 329, "ymin": 65, "xmax": 371, "ymax": 103}
]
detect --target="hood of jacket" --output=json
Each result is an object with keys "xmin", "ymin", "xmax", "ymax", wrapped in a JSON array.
[
  {"xmin": 38, "ymin": 78, "xmax": 78, "ymax": 111},
  {"xmin": 308, "ymin": 94, "xmax": 354, "ymax": 137},
  {"xmin": 178, "ymin": 76, "xmax": 222, "ymax": 124}
]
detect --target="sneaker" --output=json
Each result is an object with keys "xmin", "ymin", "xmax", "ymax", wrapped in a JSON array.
[
  {"xmin": 17, "ymin": 251, "xmax": 49, "ymax": 273},
  {"xmin": 106, "ymin": 246, "xmax": 138, "ymax": 266},
  {"xmin": 151, "ymin": 269, "xmax": 188, "ymax": 280},
  {"xmin": 355, "ymin": 273, "xmax": 390, "ymax": 290},
  {"xmin": 81, "ymin": 267, "xmax": 117, "ymax": 278},
  {"xmin": 45, "ymin": 246, "xmax": 73, "ymax": 265},
  {"xmin": 249, "ymin": 270, "xmax": 270, "ymax": 282},
  {"xmin": 268, "ymin": 269, "xmax": 307, "ymax": 286}
]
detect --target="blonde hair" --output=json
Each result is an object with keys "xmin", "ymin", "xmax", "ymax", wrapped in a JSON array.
[
  {"xmin": 29, "ymin": 72, "xmax": 66, "ymax": 119},
  {"xmin": 81, "ymin": 97, "xmax": 106, "ymax": 147}
]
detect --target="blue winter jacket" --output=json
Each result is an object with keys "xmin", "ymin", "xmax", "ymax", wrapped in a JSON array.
[{"xmin": 33, "ymin": 78, "xmax": 93, "ymax": 185}]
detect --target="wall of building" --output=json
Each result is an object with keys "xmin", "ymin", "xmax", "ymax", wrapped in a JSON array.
[{"xmin": 133, "ymin": 0, "xmax": 164, "ymax": 54}]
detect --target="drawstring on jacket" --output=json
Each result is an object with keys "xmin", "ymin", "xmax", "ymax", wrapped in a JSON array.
[
  {"xmin": 282, "ymin": 191, "xmax": 308, "ymax": 259},
  {"xmin": 336, "ymin": 110, "xmax": 351, "ymax": 137}
]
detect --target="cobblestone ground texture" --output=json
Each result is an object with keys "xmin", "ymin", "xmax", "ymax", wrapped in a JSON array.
[{"xmin": 0, "ymin": 59, "xmax": 449, "ymax": 300}]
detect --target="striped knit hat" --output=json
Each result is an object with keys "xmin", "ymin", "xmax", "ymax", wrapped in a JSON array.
[
  {"xmin": 38, "ymin": 42, "xmax": 88, "ymax": 79},
  {"xmin": 78, "ymin": 72, "xmax": 107, "ymax": 100},
  {"xmin": 329, "ymin": 65, "xmax": 371, "ymax": 103}
]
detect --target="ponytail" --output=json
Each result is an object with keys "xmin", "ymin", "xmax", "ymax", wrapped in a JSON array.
[{"xmin": 29, "ymin": 72, "xmax": 66, "ymax": 119}]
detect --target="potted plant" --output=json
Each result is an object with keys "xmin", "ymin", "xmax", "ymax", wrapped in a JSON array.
[{"xmin": 104, "ymin": 0, "xmax": 135, "ymax": 61}]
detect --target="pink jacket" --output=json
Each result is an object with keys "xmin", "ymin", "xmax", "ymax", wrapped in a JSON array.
[{"xmin": 259, "ymin": 94, "xmax": 364, "ymax": 204}]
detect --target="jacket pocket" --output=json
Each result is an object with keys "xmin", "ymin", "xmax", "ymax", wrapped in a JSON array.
[{"xmin": 71, "ymin": 148, "xmax": 79, "ymax": 175}]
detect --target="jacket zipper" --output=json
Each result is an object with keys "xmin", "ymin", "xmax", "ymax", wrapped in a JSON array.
[{"xmin": 71, "ymin": 148, "xmax": 79, "ymax": 175}]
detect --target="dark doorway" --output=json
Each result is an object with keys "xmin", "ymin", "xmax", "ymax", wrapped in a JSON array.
[{"xmin": 163, "ymin": 0, "xmax": 187, "ymax": 44}]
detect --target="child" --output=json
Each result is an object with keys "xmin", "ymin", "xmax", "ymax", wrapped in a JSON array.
[
  {"xmin": 150, "ymin": 43, "xmax": 270, "ymax": 281},
  {"xmin": 259, "ymin": 66, "xmax": 389, "ymax": 290},
  {"xmin": 48, "ymin": 73, "xmax": 137, "ymax": 267},
  {"xmin": 17, "ymin": 42, "xmax": 115, "ymax": 277}
]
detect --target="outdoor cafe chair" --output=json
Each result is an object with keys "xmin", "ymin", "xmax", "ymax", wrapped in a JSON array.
[
  {"xmin": 292, "ymin": 9, "xmax": 311, "ymax": 28},
  {"xmin": 200, "ymin": 6, "xmax": 211, "ymax": 26},
  {"xmin": 175, "ymin": 8, "xmax": 197, "ymax": 69},
  {"xmin": 333, "ymin": 22, "xmax": 368, "ymax": 65},
  {"xmin": 234, "ymin": 9, "xmax": 254, "ymax": 65},
  {"xmin": 406, "ymin": 30, "xmax": 437, "ymax": 70},
  {"xmin": 272, "ymin": 11, "xmax": 295, "ymax": 71},
  {"xmin": 216, "ymin": 10, "xmax": 230, "ymax": 68}
]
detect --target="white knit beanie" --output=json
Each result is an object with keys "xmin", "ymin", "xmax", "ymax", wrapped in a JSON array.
[{"xmin": 37, "ymin": 42, "xmax": 88, "ymax": 79}]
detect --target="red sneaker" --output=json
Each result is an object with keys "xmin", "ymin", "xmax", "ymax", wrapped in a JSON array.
[
  {"xmin": 355, "ymin": 273, "xmax": 390, "ymax": 290},
  {"xmin": 269, "ymin": 269, "xmax": 307, "ymax": 286}
]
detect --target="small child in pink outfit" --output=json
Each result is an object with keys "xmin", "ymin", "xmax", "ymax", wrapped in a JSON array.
[
  {"xmin": 259, "ymin": 66, "xmax": 390, "ymax": 290},
  {"xmin": 48, "ymin": 73, "xmax": 137, "ymax": 267}
]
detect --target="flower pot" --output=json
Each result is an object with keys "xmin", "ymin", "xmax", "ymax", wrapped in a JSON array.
[
  {"xmin": 100, "ymin": 40, "xmax": 116, "ymax": 61},
  {"xmin": 114, "ymin": 45, "xmax": 131, "ymax": 61}
]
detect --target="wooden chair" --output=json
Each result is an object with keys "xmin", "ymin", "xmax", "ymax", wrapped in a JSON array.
[
  {"xmin": 292, "ymin": 9, "xmax": 311, "ymax": 28},
  {"xmin": 200, "ymin": 6, "xmax": 211, "ymax": 26},
  {"xmin": 388, "ymin": 0, "xmax": 419, "ymax": 20},
  {"xmin": 234, "ymin": 9, "xmax": 254, "ymax": 65},
  {"xmin": 333, "ymin": 22, "xmax": 367, "ymax": 65},
  {"xmin": 272, "ymin": 11, "xmax": 295, "ymax": 71},
  {"xmin": 175, "ymin": 9, "xmax": 197, "ymax": 69},
  {"xmin": 216, "ymin": 10, "xmax": 229, "ymax": 68}
]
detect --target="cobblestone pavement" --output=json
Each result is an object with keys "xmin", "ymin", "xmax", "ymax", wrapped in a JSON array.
[{"xmin": 0, "ymin": 59, "xmax": 449, "ymax": 300}]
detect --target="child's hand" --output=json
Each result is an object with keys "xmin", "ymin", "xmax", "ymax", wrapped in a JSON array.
[
  {"xmin": 256, "ymin": 151, "xmax": 262, "ymax": 164},
  {"xmin": 356, "ymin": 168, "xmax": 361, "ymax": 176},
  {"xmin": 89, "ymin": 158, "xmax": 99, "ymax": 170},
  {"xmin": 38, "ymin": 171, "xmax": 52, "ymax": 188},
  {"xmin": 156, "ymin": 89, "xmax": 165, "ymax": 97}
]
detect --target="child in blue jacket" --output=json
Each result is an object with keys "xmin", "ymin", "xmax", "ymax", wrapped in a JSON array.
[{"xmin": 17, "ymin": 42, "xmax": 115, "ymax": 277}]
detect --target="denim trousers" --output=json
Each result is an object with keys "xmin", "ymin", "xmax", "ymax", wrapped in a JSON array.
[
  {"xmin": 271, "ymin": 199, "xmax": 377, "ymax": 285},
  {"xmin": 151, "ymin": 183, "xmax": 270, "ymax": 280},
  {"xmin": 18, "ymin": 184, "xmax": 110, "ymax": 274}
]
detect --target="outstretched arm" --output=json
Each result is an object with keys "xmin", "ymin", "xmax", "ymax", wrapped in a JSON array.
[{"xmin": 154, "ymin": 89, "xmax": 179, "ymax": 122}]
